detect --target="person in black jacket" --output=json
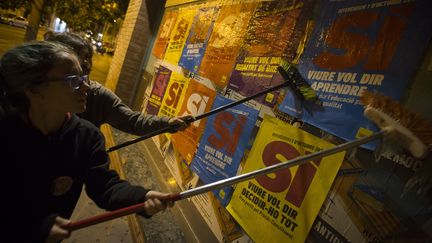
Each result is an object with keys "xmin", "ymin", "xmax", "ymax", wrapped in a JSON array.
[
  {"xmin": 45, "ymin": 32, "xmax": 193, "ymax": 136},
  {"xmin": 0, "ymin": 41, "xmax": 173, "ymax": 242}
]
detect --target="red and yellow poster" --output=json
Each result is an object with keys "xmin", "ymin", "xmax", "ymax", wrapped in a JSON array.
[
  {"xmin": 164, "ymin": 7, "xmax": 197, "ymax": 65},
  {"xmin": 158, "ymin": 70, "xmax": 190, "ymax": 118},
  {"xmin": 227, "ymin": 116, "xmax": 345, "ymax": 243},
  {"xmin": 171, "ymin": 77, "xmax": 216, "ymax": 164},
  {"xmin": 198, "ymin": 2, "xmax": 257, "ymax": 88},
  {"xmin": 152, "ymin": 10, "xmax": 178, "ymax": 59},
  {"xmin": 146, "ymin": 65, "xmax": 172, "ymax": 115}
]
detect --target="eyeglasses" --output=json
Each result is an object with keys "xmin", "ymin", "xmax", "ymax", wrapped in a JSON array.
[{"xmin": 46, "ymin": 75, "xmax": 89, "ymax": 90}]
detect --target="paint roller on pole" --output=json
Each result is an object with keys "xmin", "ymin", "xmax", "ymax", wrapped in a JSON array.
[{"xmin": 106, "ymin": 60, "xmax": 320, "ymax": 153}]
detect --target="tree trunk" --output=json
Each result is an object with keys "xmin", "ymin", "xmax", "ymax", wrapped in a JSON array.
[{"xmin": 24, "ymin": 0, "xmax": 45, "ymax": 41}]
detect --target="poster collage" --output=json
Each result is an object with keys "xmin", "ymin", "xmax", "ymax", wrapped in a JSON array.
[{"xmin": 143, "ymin": 0, "xmax": 432, "ymax": 242}]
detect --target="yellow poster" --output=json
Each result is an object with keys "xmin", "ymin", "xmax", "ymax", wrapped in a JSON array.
[
  {"xmin": 171, "ymin": 77, "xmax": 216, "ymax": 164},
  {"xmin": 227, "ymin": 116, "xmax": 345, "ymax": 243},
  {"xmin": 158, "ymin": 71, "xmax": 190, "ymax": 118},
  {"xmin": 152, "ymin": 10, "xmax": 178, "ymax": 59},
  {"xmin": 198, "ymin": 2, "xmax": 257, "ymax": 88},
  {"xmin": 164, "ymin": 7, "xmax": 197, "ymax": 65}
]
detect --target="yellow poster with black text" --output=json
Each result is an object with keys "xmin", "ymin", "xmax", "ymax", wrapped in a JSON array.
[
  {"xmin": 164, "ymin": 7, "xmax": 197, "ymax": 65},
  {"xmin": 226, "ymin": 116, "xmax": 345, "ymax": 243}
]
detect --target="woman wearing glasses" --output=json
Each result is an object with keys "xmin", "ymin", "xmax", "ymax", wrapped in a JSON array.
[
  {"xmin": 0, "ymin": 42, "xmax": 174, "ymax": 242},
  {"xmin": 45, "ymin": 32, "xmax": 193, "ymax": 137}
]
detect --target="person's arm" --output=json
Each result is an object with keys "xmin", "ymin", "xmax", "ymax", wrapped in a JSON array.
[
  {"xmin": 83, "ymin": 127, "xmax": 173, "ymax": 216},
  {"xmin": 3, "ymin": 169, "xmax": 63, "ymax": 243},
  {"xmin": 1, "ymin": 120, "xmax": 63, "ymax": 243},
  {"xmin": 83, "ymin": 128, "xmax": 149, "ymax": 208},
  {"xmin": 85, "ymin": 81, "xmax": 173, "ymax": 136}
]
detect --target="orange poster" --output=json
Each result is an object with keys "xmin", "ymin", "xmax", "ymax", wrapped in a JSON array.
[
  {"xmin": 198, "ymin": 2, "xmax": 257, "ymax": 88},
  {"xmin": 171, "ymin": 77, "xmax": 216, "ymax": 164},
  {"xmin": 152, "ymin": 10, "xmax": 178, "ymax": 59}
]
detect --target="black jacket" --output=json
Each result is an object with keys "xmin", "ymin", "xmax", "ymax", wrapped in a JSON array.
[
  {"xmin": 0, "ymin": 114, "xmax": 149, "ymax": 243},
  {"xmin": 79, "ymin": 80, "xmax": 170, "ymax": 135}
]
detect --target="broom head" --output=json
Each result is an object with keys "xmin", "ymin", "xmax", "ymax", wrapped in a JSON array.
[
  {"xmin": 360, "ymin": 90, "xmax": 432, "ymax": 158},
  {"xmin": 278, "ymin": 59, "xmax": 320, "ymax": 103}
]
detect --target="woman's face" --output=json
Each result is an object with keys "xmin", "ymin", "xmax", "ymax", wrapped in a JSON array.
[{"xmin": 32, "ymin": 52, "xmax": 89, "ymax": 114}]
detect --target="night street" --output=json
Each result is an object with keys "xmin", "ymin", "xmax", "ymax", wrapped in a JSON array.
[{"xmin": 0, "ymin": 23, "xmax": 112, "ymax": 84}]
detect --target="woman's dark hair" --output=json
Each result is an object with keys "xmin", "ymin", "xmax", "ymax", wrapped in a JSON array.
[
  {"xmin": 45, "ymin": 32, "xmax": 93, "ymax": 73},
  {"xmin": 0, "ymin": 41, "xmax": 74, "ymax": 113}
]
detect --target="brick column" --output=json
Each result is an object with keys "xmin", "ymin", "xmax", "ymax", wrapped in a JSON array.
[{"xmin": 104, "ymin": 0, "xmax": 151, "ymax": 106}]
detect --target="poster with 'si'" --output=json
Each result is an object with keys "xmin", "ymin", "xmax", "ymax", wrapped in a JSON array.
[
  {"xmin": 171, "ymin": 76, "xmax": 217, "ymax": 164},
  {"xmin": 164, "ymin": 7, "xmax": 197, "ymax": 65},
  {"xmin": 152, "ymin": 10, "xmax": 178, "ymax": 59},
  {"xmin": 279, "ymin": 0, "xmax": 432, "ymax": 146},
  {"xmin": 227, "ymin": 116, "xmax": 345, "ymax": 243},
  {"xmin": 190, "ymin": 94, "xmax": 259, "ymax": 206},
  {"xmin": 146, "ymin": 66, "xmax": 171, "ymax": 115}
]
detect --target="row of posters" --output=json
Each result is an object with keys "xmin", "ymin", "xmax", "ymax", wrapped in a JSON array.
[
  {"xmin": 153, "ymin": 0, "xmax": 432, "ymax": 145},
  {"xmin": 144, "ymin": 0, "xmax": 432, "ymax": 242}
]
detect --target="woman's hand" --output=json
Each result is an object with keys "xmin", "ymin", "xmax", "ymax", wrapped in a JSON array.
[
  {"xmin": 168, "ymin": 115, "xmax": 195, "ymax": 133},
  {"xmin": 143, "ymin": 191, "xmax": 175, "ymax": 216},
  {"xmin": 46, "ymin": 216, "xmax": 71, "ymax": 243}
]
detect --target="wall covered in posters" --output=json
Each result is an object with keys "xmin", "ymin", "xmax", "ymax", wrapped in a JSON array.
[
  {"xmin": 227, "ymin": 0, "xmax": 311, "ymax": 106},
  {"xmin": 142, "ymin": 0, "xmax": 432, "ymax": 242},
  {"xmin": 198, "ymin": 2, "xmax": 257, "ymax": 88},
  {"xmin": 279, "ymin": 0, "xmax": 432, "ymax": 146}
]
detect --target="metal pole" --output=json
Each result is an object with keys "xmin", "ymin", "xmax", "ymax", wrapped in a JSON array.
[
  {"xmin": 179, "ymin": 130, "xmax": 385, "ymax": 199},
  {"xmin": 67, "ymin": 130, "xmax": 386, "ymax": 231},
  {"xmin": 106, "ymin": 81, "xmax": 290, "ymax": 153}
]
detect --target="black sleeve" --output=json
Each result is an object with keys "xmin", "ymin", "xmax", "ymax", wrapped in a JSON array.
[
  {"xmin": 36, "ymin": 214, "xmax": 58, "ymax": 243},
  {"xmin": 83, "ymin": 128, "xmax": 150, "ymax": 210},
  {"xmin": 3, "ymin": 186, "xmax": 58, "ymax": 243},
  {"xmin": 0, "ymin": 120, "xmax": 58, "ymax": 243},
  {"xmin": 90, "ymin": 81, "xmax": 171, "ymax": 136}
]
